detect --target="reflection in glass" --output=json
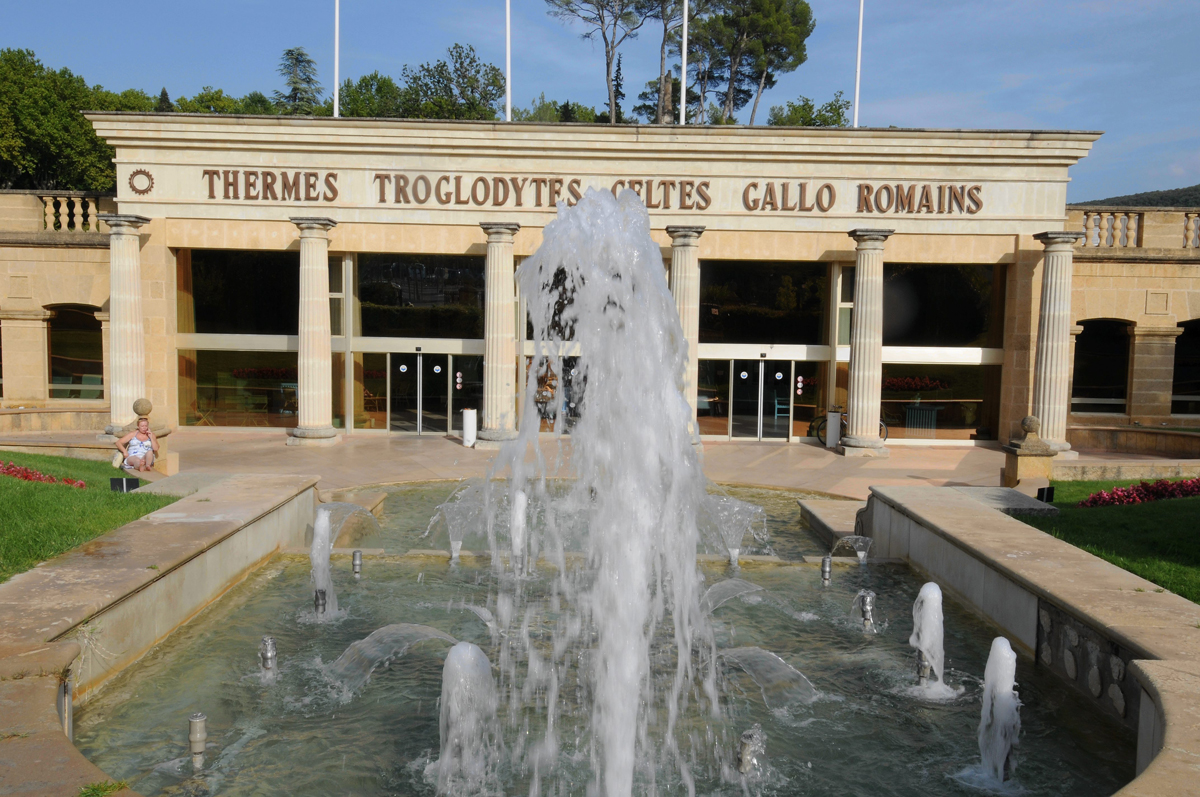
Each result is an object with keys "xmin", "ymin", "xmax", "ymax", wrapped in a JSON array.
[
  {"xmin": 357, "ymin": 254, "xmax": 484, "ymax": 338},
  {"xmin": 48, "ymin": 305, "xmax": 103, "ymax": 398},
  {"xmin": 354, "ymin": 353, "xmax": 388, "ymax": 429},
  {"xmin": 882, "ymin": 264, "xmax": 1004, "ymax": 347},
  {"xmin": 186, "ymin": 249, "xmax": 300, "ymax": 335},
  {"xmin": 1173, "ymin": 320, "xmax": 1200, "ymax": 415},
  {"xmin": 332, "ymin": 352, "xmax": 345, "ymax": 428},
  {"xmin": 697, "ymin": 359, "xmax": 730, "ymax": 436},
  {"xmin": 422, "ymin": 354, "xmax": 449, "ymax": 434},
  {"xmin": 731, "ymin": 359, "xmax": 760, "ymax": 438},
  {"xmin": 879, "ymin": 364, "xmax": 1001, "ymax": 440},
  {"xmin": 700, "ymin": 261, "xmax": 827, "ymax": 344},
  {"xmin": 452, "ymin": 355, "xmax": 484, "ymax": 431},
  {"xmin": 1071, "ymin": 320, "xmax": 1130, "ymax": 414},
  {"xmin": 760, "ymin": 360, "xmax": 791, "ymax": 439},
  {"xmin": 181, "ymin": 350, "xmax": 299, "ymax": 427},
  {"xmin": 390, "ymin": 353, "xmax": 419, "ymax": 432},
  {"xmin": 526, "ymin": 356, "xmax": 583, "ymax": 432},
  {"xmin": 791, "ymin": 361, "xmax": 827, "ymax": 438}
]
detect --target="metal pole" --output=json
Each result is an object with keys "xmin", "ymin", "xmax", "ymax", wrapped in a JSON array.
[
  {"xmin": 333, "ymin": 0, "xmax": 340, "ymax": 118},
  {"xmin": 681, "ymin": 0, "xmax": 689, "ymax": 124},
  {"xmin": 505, "ymin": 0, "xmax": 512, "ymax": 121},
  {"xmin": 852, "ymin": 0, "xmax": 863, "ymax": 128}
]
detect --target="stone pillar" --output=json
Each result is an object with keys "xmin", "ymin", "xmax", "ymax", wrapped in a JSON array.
[
  {"xmin": 1031, "ymin": 231, "xmax": 1085, "ymax": 451},
  {"xmin": 1128, "ymin": 325, "xmax": 1184, "ymax": 421},
  {"xmin": 0, "ymin": 310, "xmax": 52, "ymax": 403},
  {"xmin": 841, "ymin": 229, "xmax": 893, "ymax": 457},
  {"xmin": 288, "ymin": 217, "xmax": 340, "ymax": 446},
  {"xmin": 666, "ymin": 225, "xmax": 705, "ymax": 422},
  {"xmin": 478, "ymin": 222, "xmax": 520, "ymax": 441},
  {"xmin": 98, "ymin": 214, "xmax": 150, "ymax": 434}
]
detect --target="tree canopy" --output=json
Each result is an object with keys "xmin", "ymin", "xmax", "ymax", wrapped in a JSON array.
[
  {"xmin": 767, "ymin": 90, "xmax": 850, "ymax": 127},
  {"xmin": 545, "ymin": 0, "xmax": 646, "ymax": 124},
  {"xmin": 274, "ymin": 47, "xmax": 323, "ymax": 115}
]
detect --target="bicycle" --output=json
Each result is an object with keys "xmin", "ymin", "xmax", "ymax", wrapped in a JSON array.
[{"xmin": 811, "ymin": 405, "xmax": 889, "ymax": 446}]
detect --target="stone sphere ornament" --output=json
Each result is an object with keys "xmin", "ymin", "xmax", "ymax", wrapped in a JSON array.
[
  {"xmin": 133, "ymin": 398, "xmax": 153, "ymax": 417},
  {"xmin": 1021, "ymin": 415, "xmax": 1041, "ymax": 435}
]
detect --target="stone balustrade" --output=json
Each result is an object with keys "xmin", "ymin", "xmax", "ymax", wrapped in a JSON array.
[
  {"xmin": 40, "ymin": 192, "xmax": 110, "ymax": 232},
  {"xmin": 1067, "ymin": 206, "xmax": 1200, "ymax": 251}
]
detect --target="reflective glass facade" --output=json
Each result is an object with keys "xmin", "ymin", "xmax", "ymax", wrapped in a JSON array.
[
  {"xmin": 883, "ymin": 264, "xmax": 1004, "ymax": 347},
  {"xmin": 179, "ymin": 350, "xmax": 299, "ymax": 427},
  {"xmin": 699, "ymin": 261, "xmax": 827, "ymax": 344},
  {"xmin": 48, "ymin": 305, "xmax": 103, "ymax": 398},
  {"xmin": 1071, "ymin": 320, "xmax": 1131, "ymax": 414},
  {"xmin": 356, "ymin": 254, "xmax": 485, "ymax": 339},
  {"xmin": 879, "ymin": 364, "xmax": 1001, "ymax": 439},
  {"xmin": 183, "ymin": 250, "xmax": 300, "ymax": 335}
]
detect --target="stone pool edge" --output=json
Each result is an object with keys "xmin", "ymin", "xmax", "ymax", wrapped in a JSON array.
[
  {"xmin": 860, "ymin": 484, "xmax": 1200, "ymax": 796},
  {"xmin": 0, "ymin": 473, "xmax": 318, "ymax": 797}
]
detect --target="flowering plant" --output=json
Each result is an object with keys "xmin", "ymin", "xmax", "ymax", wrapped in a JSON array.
[
  {"xmin": 230, "ymin": 368, "xmax": 298, "ymax": 380},
  {"xmin": 0, "ymin": 461, "xmax": 86, "ymax": 489},
  {"xmin": 882, "ymin": 376, "xmax": 950, "ymax": 392},
  {"xmin": 1078, "ymin": 477, "xmax": 1200, "ymax": 508}
]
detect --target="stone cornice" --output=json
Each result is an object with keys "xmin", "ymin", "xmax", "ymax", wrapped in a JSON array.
[
  {"xmin": 0, "ymin": 309, "xmax": 53, "ymax": 321},
  {"xmin": 0, "ymin": 232, "xmax": 110, "ymax": 249}
]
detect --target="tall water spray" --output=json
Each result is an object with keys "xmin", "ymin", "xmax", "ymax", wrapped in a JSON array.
[
  {"xmin": 979, "ymin": 637, "xmax": 1021, "ymax": 781},
  {"xmin": 908, "ymin": 582, "xmax": 957, "ymax": 699},
  {"xmin": 310, "ymin": 505, "xmax": 338, "ymax": 617},
  {"xmin": 492, "ymin": 188, "xmax": 712, "ymax": 796},
  {"xmin": 435, "ymin": 642, "xmax": 501, "ymax": 793}
]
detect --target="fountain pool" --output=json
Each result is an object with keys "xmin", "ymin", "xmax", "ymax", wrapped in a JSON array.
[{"xmin": 73, "ymin": 484, "xmax": 1132, "ymax": 796}]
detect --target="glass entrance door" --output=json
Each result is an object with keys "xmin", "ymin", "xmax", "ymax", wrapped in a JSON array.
[
  {"xmin": 731, "ymin": 359, "xmax": 761, "ymax": 438},
  {"xmin": 389, "ymin": 353, "xmax": 419, "ymax": 432},
  {"xmin": 761, "ymin": 360, "xmax": 791, "ymax": 439},
  {"xmin": 389, "ymin": 352, "xmax": 455, "ymax": 435},
  {"xmin": 422, "ymin": 354, "xmax": 449, "ymax": 434}
]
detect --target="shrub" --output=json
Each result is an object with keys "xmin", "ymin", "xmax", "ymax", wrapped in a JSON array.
[{"xmin": 1079, "ymin": 478, "xmax": 1200, "ymax": 508}]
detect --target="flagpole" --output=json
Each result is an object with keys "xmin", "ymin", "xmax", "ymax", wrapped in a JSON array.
[
  {"xmin": 334, "ymin": 0, "xmax": 340, "ymax": 117},
  {"xmin": 505, "ymin": 0, "xmax": 512, "ymax": 121},
  {"xmin": 852, "ymin": 0, "xmax": 863, "ymax": 128},
  {"xmin": 681, "ymin": 0, "xmax": 689, "ymax": 124}
]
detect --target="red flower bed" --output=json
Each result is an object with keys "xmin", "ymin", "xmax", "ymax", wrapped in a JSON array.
[
  {"xmin": 882, "ymin": 376, "xmax": 950, "ymax": 393},
  {"xmin": 231, "ymin": 368, "xmax": 298, "ymax": 380},
  {"xmin": 0, "ymin": 461, "xmax": 86, "ymax": 489},
  {"xmin": 1078, "ymin": 477, "xmax": 1200, "ymax": 508}
]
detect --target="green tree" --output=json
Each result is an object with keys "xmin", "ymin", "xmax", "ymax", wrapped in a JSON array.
[
  {"xmin": 513, "ymin": 92, "xmax": 563, "ymax": 122},
  {"xmin": 633, "ymin": 75, "xmax": 696, "ymax": 123},
  {"xmin": 746, "ymin": 0, "xmax": 813, "ymax": 124},
  {"xmin": 240, "ymin": 90, "xmax": 277, "ymax": 115},
  {"xmin": 767, "ymin": 90, "xmax": 850, "ymax": 127},
  {"xmin": 595, "ymin": 55, "xmax": 628, "ymax": 123},
  {"xmin": 273, "ymin": 47, "xmax": 322, "ymax": 115},
  {"xmin": 0, "ymin": 49, "xmax": 122, "ymax": 190},
  {"xmin": 398, "ymin": 44, "xmax": 505, "ymax": 120},
  {"xmin": 646, "ymin": 0, "xmax": 684, "ymax": 123},
  {"xmin": 155, "ymin": 88, "xmax": 174, "ymax": 112},
  {"xmin": 682, "ymin": 15, "xmax": 728, "ymax": 122},
  {"xmin": 545, "ymin": 0, "xmax": 648, "ymax": 124},
  {"xmin": 175, "ymin": 87, "xmax": 244, "ymax": 114},
  {"xmin": 337, "ymin": 71, "xmax": 404, "ymax": 117}
]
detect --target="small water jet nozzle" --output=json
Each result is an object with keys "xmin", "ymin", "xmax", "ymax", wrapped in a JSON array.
[
  {"xmin": 258, "ymin": 635, "xmax": 277, "ymax": 672},
  {"xmin": 314, "ymin": 589, "xmax": 327, "ymax": 616},
  {"xmin": 352, "ymin": 550, "xmax": 363, "ymax": 579},
  {"xmin": 858, "ymin": 590, "xmax": 876, "ymax": 633},
  {"xmin": 736, "ymin": 723, "xmax": 766, "ymax": 775},
  {"xmin": 188, "ymin": 711, "xmax": 207, "ymax": 769},
  {"xmin": 728, "ymin": 547, "xmax": 740, "ymax": 568},
  {"xmin": 821, "ymin": 554, "xmax": 832, "ymax": 587},
  {"xmin": 917, "ymin": 649, "xmax": 931, "ymax": 687}
]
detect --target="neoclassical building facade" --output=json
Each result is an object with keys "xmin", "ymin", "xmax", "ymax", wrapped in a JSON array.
[{"xmin": 1, "ymin": 115, "xmax": 1198, "ymax": 455}]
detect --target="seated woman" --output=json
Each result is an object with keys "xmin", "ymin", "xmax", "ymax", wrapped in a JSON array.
[{"xmin": 116, "ymin": 417, "xmax": 159, "ymax": 473}]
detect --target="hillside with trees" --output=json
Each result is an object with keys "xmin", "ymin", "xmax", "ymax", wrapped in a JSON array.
[{"xmin": 1075, "ymin": 184, "xmax": 1200, "ymax": 207}]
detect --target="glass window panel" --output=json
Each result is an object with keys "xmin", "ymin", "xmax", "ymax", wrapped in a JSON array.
[
  {"xmin": 354, "ymin": 353, "xmax": 387, "ymax": 429},
  {"xmin": 390, "ymin": 353, "xmax": 419, "ymax": 432},
  {"xmin": 188, "ymin": 249, "xmax": 300, "ymax": 335},
  {"xmin": 329, "ymin": 257, "xmax": 343, "ymax": 294},
  {"xmin": 792, "ymin": 361, "xmax": 827, "ymax": 438},
  {"xmin": 331, "ymin": 352, "xmax": 345, "ymax": 428},
  {"xmin": 880, "ymin": 364, "xmax": 1001, "ymax": 440},
  {"xmin": 422, "ymin": 354, "xmax": 450, "ymax": 434},
  {"xmin": 840, "ymin": 266, "xmax": 855, "ymax": 303},
  {"xmin": 882, "ymin": 264, "xmax": 1004, "ymax": 347},
  {"xmin": 837, "ymin": 307, "xmax": 853, "ymax": 346},
  {"xmin": 182, "ymin": 350, "xmax": 299, "ymax": 427},
  {"xmin": 697, "ymin": 359, "xmax": 730, "ymax": 436},
  {"xmin": 700, "ymin": 261, "xmax": 828, "ymax": 345},
  {"xmin": 357, "ymin": 253, "xmax": 485, "ymax": 338},
  {"xmin": 1173, "ymin": 320, "xmax": 1200, "ymax": 415},
  {"xmin": 451, "ymin": 355, "xmax": 484, "ymax": 431},
  {"xmin": 330, "ymin": 298, "xmax": 344, "ymax": 336},
  {"xmin": 1071, "ymin": 320, "xmax": 1130, "ymax": 414},
  {"xmin": 525, "ymin": 356, "xmax": 582, "ymax": 433},
  {"xmin": 731, "ymin": 359, "xmax": 760, "ymax": 438},
  {"xmin": 48, "ymin": 306, "xmax": 103, "ymax": 398},
  {"xmin": 761, "ymin": 360, "xmax": 791, "ymax": 439}
]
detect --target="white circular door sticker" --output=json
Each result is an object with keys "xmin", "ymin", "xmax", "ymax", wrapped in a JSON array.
[
  {"xmin": 399, "ymin": 365, "xmax": 408, "ymax": 373},
  {"xmin": 775, "ymin": 372, "xmax": 783, "ymax": 380},
  {"xmin": 740, "ymin": 371, "xmax": 748, "ymax": 379},
  {"xmin": 434, "ymin": 366, "xmax": 442, "ymax": 373}
]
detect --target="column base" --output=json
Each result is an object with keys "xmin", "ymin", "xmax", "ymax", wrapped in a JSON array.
[
  {"xmin": 287, "ymin": 427, "xmax": 342, "ymax": 446},
  {"xmin": 1053, "ymin": 449, "xmax": 1079, "ymax": 460},
  {"xmin": 477, "ymin": 428, "xmax": 518, "ymax": 441},
  {"xmin": 838, "ymin": 437, "xmax": 890, "ymax": 458}
]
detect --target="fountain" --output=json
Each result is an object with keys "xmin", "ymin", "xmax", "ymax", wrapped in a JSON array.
[
  {"xmin": 820, "ymin": 554, "xmax": 832, "ymax": 586},
  {"xmin": 509, "ymin": 488, "xmax": 528, "ymax": 571},
  {"xmin": 831, "ymin": 535, "xmax": 873, "ymax": 563},
  {"xmin": 319, "ymin": 501, "xmax": 382, "ymax": 547},
  {"xmin": 700, "ymin": 578, "xmax": 765, "ymax": 615},
  {"xmin": 853, "ymin": 589, "xmax": 877, "ymax": 633},
  {"xmin": 720, "ymin": 647, "xmax": 816, "ymax": 709},
  {"xmin": 309, "ymin": 506, "xmax": 339, "ymax": 618},
  {"xmin": 432, "ymin": 642, "xmax": 501, "ymax": 793},
  {"xmin": 736, "ymin": 723, "xmax": 766, "ymax": 775},
  {"xmin": 327, "ymin": 623, "xmax": 457, "ymax": 694},
  {"xmin": 907, "ymin": 582, "xmax": 959, "ymax": 700},
  {"xmin": 979, "ymin": 637, "xmax": 1022, "ymax": 782},
  {"xmin": 698, "ymin": 491, "xmax": 767, "ymax": 567},
  {"xmin": 258, "ymin": 635, "xmax": 277, "ymax": 683}
]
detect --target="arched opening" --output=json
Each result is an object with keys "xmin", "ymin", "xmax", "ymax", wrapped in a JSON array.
[
  {"xmin": 1071, "ymin": 319, "xmax": 1131, "ymax": 415},
  {"xmin": 47, "ymin": 305, "xmax": 103, "ymax": 399},
  {"xmin": 1173, "ymin": 319, "xmax": 1200, "ymax": 416}
]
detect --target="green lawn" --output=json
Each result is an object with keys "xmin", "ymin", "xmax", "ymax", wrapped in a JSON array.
[
  {"xmin": 1024, "ymin": 478, "xmax": 1200, "ymax": 603},
  {"xmin": 0, "ymin": 452, "xmax": 177, "ymax": 583}
]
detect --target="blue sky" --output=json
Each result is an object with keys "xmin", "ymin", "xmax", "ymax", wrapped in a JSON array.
[{"xmin": 4, "ymin": 0, "xmax": 1197, "ymax": 201}]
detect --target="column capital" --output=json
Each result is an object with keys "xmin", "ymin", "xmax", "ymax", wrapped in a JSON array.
[
  {"xmin": 94, "ymin": 311, "xmax": 110, "ymax": 324},
  {"xmin": 848, "ymin": 228, "xmax": 894, "ymax": 245},
  {"xmin": 1128, "ymin": 325, "xmax": 1184, "ymax": 340},
  {"xmin": 98, "ymin": 214, "xmax": 151, "ymax": 233},
  {"xmin": 480, "ymin": 222, "xmax": 520, "ymax": 240},
  {"xmin": 1033, "ymin": 230, "xmax": 1084, "ymax": 248},
  {"xmin": 665, "ymin": 225, "xmax": 706, "ymax": 243},
  {"xmin": 290, "ymin": 217, "xmax": 337, "ymax": 235}
]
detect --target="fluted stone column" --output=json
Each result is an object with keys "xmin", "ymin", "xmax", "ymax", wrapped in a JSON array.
[
  {"xmin": 841, "ymin": 229, "xmax": 893, "ymax": 458},
  {"xmin": 1032, "ymin": 231, "xmax": 1085, "ymax": 452},
  {"xmin": 99, "ymin": 214, "xmax": 150, "ymax": 434},
  {"xmin": 666, "ymin": 225, "xmax": 705, "ymax": 423},
  {"xmin": 288, "ymin": 217, "xmax": 340, "ymax": 446},
  {"xmin": 478, "ymin": 222, "xmax": 521, "ymax": 441}
]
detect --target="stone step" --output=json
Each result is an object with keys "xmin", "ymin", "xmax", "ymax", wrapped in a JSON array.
[{"xmin": 798, "ymin": 499, "xmax": 867, "ymax": 553}]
